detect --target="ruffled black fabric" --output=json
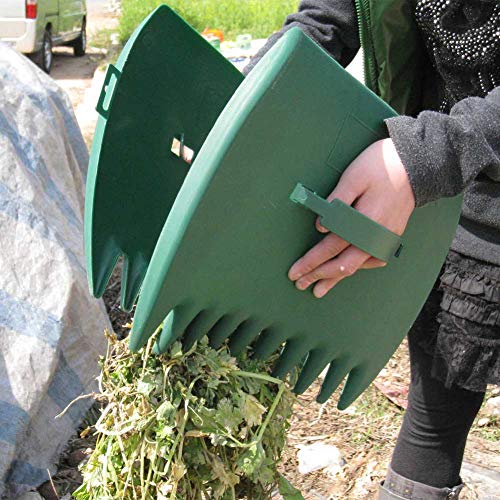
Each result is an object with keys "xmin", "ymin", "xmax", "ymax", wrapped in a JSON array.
[{"xmin": 409, "ymin": 250, "xmax": 500, "ymax": 392}]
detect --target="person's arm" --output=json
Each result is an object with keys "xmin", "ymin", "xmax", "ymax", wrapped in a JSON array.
[
  {"xmin": 243, "ymin": 0, "xmax": 360, "ymax": 76},
  {"xmin": 386, "ymin": 86, "xmax": 500, "ymax": 207},
  {"xmin": 288, "ymin": 86, "xmax": 500, "ymax": 297}
]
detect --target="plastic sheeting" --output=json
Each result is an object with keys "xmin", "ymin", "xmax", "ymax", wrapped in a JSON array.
[{"xmin": 0, "ymin": 44, "xmax": 109, "ymax": 498}]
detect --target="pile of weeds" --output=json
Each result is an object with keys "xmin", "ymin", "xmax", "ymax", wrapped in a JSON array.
[{"xmin": 74, "ymin": 330, "xmax": 302, "ymax": 499}]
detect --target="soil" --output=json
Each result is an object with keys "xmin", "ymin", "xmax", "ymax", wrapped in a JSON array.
[
  {"xmin": 51, "ymin": 0, "xmax": 118, "ymax": 131},
  {"xmin": 278, "ymin": 346, "xmax": 500, "ymax": 499}
]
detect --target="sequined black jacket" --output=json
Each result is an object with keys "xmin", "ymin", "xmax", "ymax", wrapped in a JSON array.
[{"xmin": 244, "ymin": 0, "xmax": 500, "ymax": 265}]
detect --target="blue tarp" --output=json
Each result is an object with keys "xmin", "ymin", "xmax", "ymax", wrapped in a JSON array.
[{"xmin": 0, "ymin": 44, "xmax": 109, "ymax": 499}]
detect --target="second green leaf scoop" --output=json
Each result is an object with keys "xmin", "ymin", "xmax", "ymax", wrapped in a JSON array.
[{"xmin": 127, "ymin": 26, "xmax": 461, "ymax": 408}]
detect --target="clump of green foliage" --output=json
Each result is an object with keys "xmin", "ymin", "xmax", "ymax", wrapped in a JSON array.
[
  {"xmin": 74, "ymin": 331, "xmax": 302, "ymax": 499},
  {"xmin": 119, "ymin": 0, "xmax": 300, "ymax": 43}
]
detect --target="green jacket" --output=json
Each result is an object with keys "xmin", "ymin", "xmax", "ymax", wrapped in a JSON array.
[{"xmin": 355, "ymin": 0, "xmax": 428, "ymax": 115}]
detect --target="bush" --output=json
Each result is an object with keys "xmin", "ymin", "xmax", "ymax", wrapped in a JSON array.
[{"xmin": 119, "ymin": 0, "xmax": 300, "ymax": 43}]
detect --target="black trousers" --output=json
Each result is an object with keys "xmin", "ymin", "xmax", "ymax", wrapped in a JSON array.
[{"xmin": 390, "ymin": 329, "xmax": 485, "ymax": 488}]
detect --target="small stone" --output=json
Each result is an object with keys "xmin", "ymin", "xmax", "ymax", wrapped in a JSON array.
[
  {"xmin": 477, "ymin": 417, "xmax": 490, "ymax": 427},
  {"xmin": 297, "ymin": 442, "xmax": 345, "ymax": 475},
  {"xmin": 339, "ymin": 405, "xmax": 357, "ymax": 416},
  {"xmin": 461, "ymin": 462, "xmax": 500, "ymax": 499},
  {"xmin": 484, "ymin": 396, "xmax": 500, "ymax": 418}
]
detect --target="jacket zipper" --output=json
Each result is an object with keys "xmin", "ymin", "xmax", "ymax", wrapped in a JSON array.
[{"xmin": 353, "ymin": 0, "xmax": 379, "ymax": 93}]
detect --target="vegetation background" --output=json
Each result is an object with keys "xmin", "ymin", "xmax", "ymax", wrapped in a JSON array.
[{"xmin": 119, "ymin": 0, "xmax": 300, "ymax": 42}]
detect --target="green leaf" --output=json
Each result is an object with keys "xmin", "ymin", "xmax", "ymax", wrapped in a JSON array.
[
  {"xmin": 136, "ymin": 376, "xmax": 155, "ymax": 396},
  {"xmin": 169, "ymin": 341, "xmax": 184, "ymax": 359},
  {"xmin": 278, "ymin": 473, "xmax": 305, "ymax": 500},
  {"xmin": 210, "ymin": 453, "xmax": 240, "ymax": 488},
  {"xmin": 240, "ymin": 393, "xmax": 267, "ymax": 427},
  {"xmin": 156, "ymin": 424, "xmax": 174, "ymax": 439},
  {"xmin": 236, "ymin": 443, "xmax": 264, "ymax": 476},
  {"xmin": 156, "ymin": 400, "xmax": 176, "ymax": 421},
  {"xmin": 217, "ymin": 398, "xmax": 243, "ymax": 432}
]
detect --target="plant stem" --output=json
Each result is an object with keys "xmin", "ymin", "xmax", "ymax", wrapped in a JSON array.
[
  {"xmin": 232, "ymin": 370, "xmax": 284, "ymax": 386},
  {"xmin": 257, "ymin": 383, "xmax": 285, "ymax": 442}
]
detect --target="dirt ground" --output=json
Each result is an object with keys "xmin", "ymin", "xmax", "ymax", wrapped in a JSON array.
[
  {"xmin": 278, "ymin": 349, "xmax": 500, "ymax": 499},
  {"xmin": 51, "ymin": 0, "xmax": 117, "ymax": 126},
  {"xmin": 38, "ymin": 3, "xmax": 499, "ymax": 498}
]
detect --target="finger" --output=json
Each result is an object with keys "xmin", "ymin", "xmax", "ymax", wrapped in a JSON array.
[
  {"xmin": 312, "ymin": 246, "xmax": 370, "ymax": 298},
  {"xmin": 295, "ymin": 258, "xmax": 347, "ymax": 290},
  {"xmin": 360, "ymin": 257, "xmax": 387, "ymax": 270},
  {"xmin": 316, "ymin": 216, "xmax": 330, "ymax": 234},
  {"xmin": 316, "ymin": 168, "xmax": 367, "ymax": 233},
  {"xmin": 288, "ymin": 233, "xmax": 350, "ymax": 282},
  {"xmin": 295, "ymin": 245, "xmax": 369, "ymax": 292}
]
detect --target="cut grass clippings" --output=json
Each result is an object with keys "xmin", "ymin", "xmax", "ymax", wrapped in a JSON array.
[
  {"xmin": 74, "ymin": 330, "xmax": 301, "ymax": 499},
  {"xmin": 119, "ymin": 0, "xmax": 300, "ymax": 43}
]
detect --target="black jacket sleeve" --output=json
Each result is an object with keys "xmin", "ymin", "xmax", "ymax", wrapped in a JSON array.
[
  {"xmin": 386, "ymin": 86, "xmax": 500, "ymax": 207},
  {"xmin": 243, "ymin": 0, "xmax": 360, "ymax": 75}
]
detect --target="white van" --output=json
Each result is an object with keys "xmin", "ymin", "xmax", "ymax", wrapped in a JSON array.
[{"xmin": 0, "ymin": 0, "xmax": 87, "ymax": 73}]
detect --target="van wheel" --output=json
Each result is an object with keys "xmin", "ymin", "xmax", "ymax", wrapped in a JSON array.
[
  {"xmin": 33, "ymin": 28, "xmax": 53, "ymax": 73},
  {"xmin": 73, "ymin": 20, "xmax": 86, "ymax": 57}
]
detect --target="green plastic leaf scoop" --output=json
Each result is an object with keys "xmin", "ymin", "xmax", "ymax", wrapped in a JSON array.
[
  {"xmin": 126, "ymin": 27, "xmax": 461, "ymax": 407},
  {"xmin": 84, "ymin": 5, "xmax": 242, "ymax": 311}
]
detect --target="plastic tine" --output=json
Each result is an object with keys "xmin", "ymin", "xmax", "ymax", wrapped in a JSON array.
[
  {"xmin": 316, "ymin": 358, "xmax": 354, "ymax": 403},
  {"xmin": 337, "ymin": 364, "xmax": 382, "ymax": 410},
  {"xmin": 153, "ymin": 304, "xmax": 198, "ymax": 354},
  {"xmin": 207, "ymin": 314, "xmax": 247, "ymax": 349},
  {"xmin": 228, "ymin": 319, "xmax": 267, "ymax": 356},
  {"xmin": 182, "ymin": 310, "xmax": 223, "ymax": 351},
  {"xmin": 272, "ymin": 339, "xmax": 310, "ymax": 379},
  {"xmin": 121, "ymin": 253, "xmax": 148, "ymax": 312},
  {"xmin": 293, "ymin": 349, "xmax": 334, "ymax": 395},
  {"xmin": 252, "ymin": 328, "xmax": 289, "ymax": 360}
]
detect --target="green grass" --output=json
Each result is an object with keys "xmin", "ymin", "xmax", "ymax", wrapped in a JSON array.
[
  {"xmin": 90, "ymin": 28, "xmax": 117, "ymax": 49},
  {"xmin": 119, "ymin": 0, "xmax": 300, "ymax": 43},
  {"xmin": 475, "ymin": 420, "xmax": 500, "ymax": 442}
]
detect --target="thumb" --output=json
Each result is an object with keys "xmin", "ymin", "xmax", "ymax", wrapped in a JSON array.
[{"xmin": 316, "ymin": 169, "xmax": 366, "ymax": 233}]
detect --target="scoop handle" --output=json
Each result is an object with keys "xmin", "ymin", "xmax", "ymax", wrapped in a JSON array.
[
  {"xmin": 96, "ymin": 64, "xmax": 122, "ymax": 119},
  {"xmin": 290, "ymin": 183, "xmax": 403, "ymax": 262}
]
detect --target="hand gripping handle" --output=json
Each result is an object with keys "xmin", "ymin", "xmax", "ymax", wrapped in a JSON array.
[{"xmin": 290, "ymin": 183, "xmax": 403, "ymax": 262}]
